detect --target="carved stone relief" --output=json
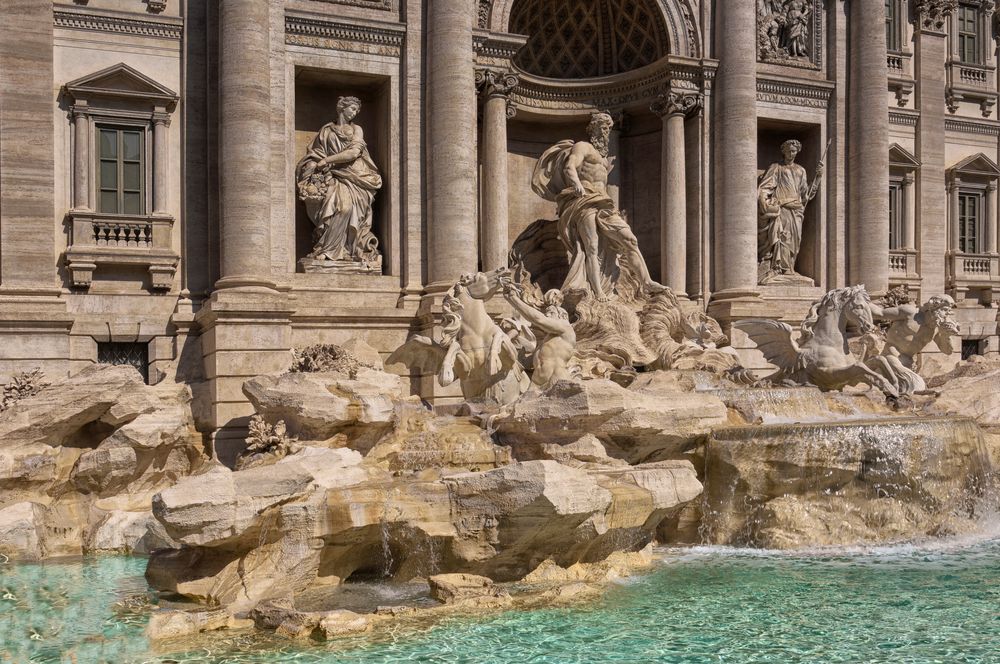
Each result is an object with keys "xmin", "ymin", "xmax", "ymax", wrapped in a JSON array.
[
  {"xmin": 295, "ymin": 96, "xmax": 383, "ymax": 274},
  {"xmin": 757, "ymin": 0, "xmax": 819, "ymax": 67},
  {"xmin": 913, "ymin": 0, "xmax": 959, "ymax": 31}
]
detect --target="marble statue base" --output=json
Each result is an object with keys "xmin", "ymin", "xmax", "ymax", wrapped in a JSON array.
[
  {"xmin": 758, "ymin": 264, "xmax": 814, "ymax": 286},
  {"xmin": 299, "ymin": 256, "xmax": 382, "ymax": 275}
]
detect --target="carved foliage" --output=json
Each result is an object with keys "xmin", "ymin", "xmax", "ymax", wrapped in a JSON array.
[
  {"xmin": 913, "ymin": 0, "xmax": 959, "ymax": 31},
  {"xmin": 290, "ymin": 344, "xmax": 376, "ymax": 378},
  {"xmin": 0, "ymin": 370, "xmax": 48, "ymax": 414},
  {"xmin": 650, "ymin": 91, "xmax": 703, "ymax": 117}
]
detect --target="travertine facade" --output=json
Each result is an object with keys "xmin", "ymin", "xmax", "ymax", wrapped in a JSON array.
[{"xmin": 2, "ymin": 0, "xmax": 1000, "ymax": 442}]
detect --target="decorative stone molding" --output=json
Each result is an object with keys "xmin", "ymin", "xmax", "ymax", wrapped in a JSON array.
[
  {"xmin": 913, "ymin": 0, "xmax": 958, "ymax": 32},
  {"xmin": 889, "ymin": 110, "xmax": 920, "ymax": 127},
  {"xmin": 944, "ymin": 117, "xmax": 1000, "ymax": 135},
  {"xmin": 305, "ymin": 0, "xmax": 393, "ymax": 9},
  {"xmin": 54, "ymin": 6, "xmax": 182, "ymax": 40},
  {"xmin": 650, "ymin": 91, "xmax": 703, "ymax": 117},
  {"xmin": 756, "ymin": 78, "xmax": 833, "ymax": 108},
  {"xmin": 284, "ymin": 12, "xmax": 406, "ymax": 57},
  {"xmin": 475, "ymin": 69, "xmax": 518, "ymax": 100},
  {"xmin": 478, "ymin": 0, "xmax": 492, "ymax": 28},
  {"xmin": 146, "ymin": 0, "xmax": 166, "ymax": 13}
]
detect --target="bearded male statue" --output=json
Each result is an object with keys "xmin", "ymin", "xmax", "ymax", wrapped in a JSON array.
[{"xmin": 531, "ymin": 112, "xmax": 666, "ymax": 302}]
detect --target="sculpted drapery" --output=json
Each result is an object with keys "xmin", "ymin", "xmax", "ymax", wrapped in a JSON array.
[
  {"xmin": 756, "ymin": 139, "xmax": 820, "ymax": 282},
  {"xmin": 296, "ymin": 97, "xmax": 382, "ymax": 269}
]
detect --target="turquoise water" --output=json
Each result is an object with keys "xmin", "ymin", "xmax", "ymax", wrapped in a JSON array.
[{"xmin": 3, "ymin": 537, "xmax": 1000, "ymax": 663}]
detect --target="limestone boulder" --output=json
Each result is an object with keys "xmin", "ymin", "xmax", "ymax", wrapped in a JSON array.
[
  {"xmin": 243, "ymin": 369, "xmax": 415, "ymax": 446},
  {"xmin": 493, "ymin": 376, "xmax": 727, "ymax": 463},
  {"xmin": 0, "ymin": 365, "xmax": 208, "ymax": 560},
  {"xmin": 701, "ymin": 416, "xmax": 991, "ymax": 547},
  {"xmin": 0, "ymin": 502, "xmax": 45, "ymax": 560},
  {"xmin": 924, "ymin": 366, "xmax": 1000, "ymax": 427},
  {"xmin": 316, "ymin": 610, "xmax": 371, "ymax": 640},
  {"xmin": 428, "ymin": 573, "xmax": 496, "ymax": 603}
]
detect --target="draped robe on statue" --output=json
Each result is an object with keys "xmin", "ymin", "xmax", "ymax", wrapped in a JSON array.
[
  {"xmin": 531, "ymin": 140, "xmax": 636, "ymax": 297},
  {"xmin": 757, "ymin": 160, "xmax": 812, "ymax": 281},
  {"xmin": 296, "ymin": 123, "xmax": 382, "ymax": 263}
]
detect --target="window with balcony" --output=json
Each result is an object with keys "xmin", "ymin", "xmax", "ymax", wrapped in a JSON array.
[
  {"xmin": 958, "ymin": 3, "xmax": 981, "ymax": 64},
  {"xmin": 61, "ymin": 63, "xmax": 179, "ymax": 291},
  {"xmin": 959, "ymin": 190, "xmax": 983, "ymax": 253}
]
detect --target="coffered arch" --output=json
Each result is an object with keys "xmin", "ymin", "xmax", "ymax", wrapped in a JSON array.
[{"xmin": 487, "ymin": 0, "xmax": 701, "ymax": 63}]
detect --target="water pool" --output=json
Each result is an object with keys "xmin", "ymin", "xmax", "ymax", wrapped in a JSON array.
[{"xmin": 3, "ymin": 536, "xmax": 1000, "ymax": 663}]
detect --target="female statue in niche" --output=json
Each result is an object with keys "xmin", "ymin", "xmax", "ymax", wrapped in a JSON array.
[
  {"xmin": 756, "ymin": 138, "xmax": 824, "ymax": 284},
  {"xmin": 296, "ymin": 96, "xmax": 383, "ymax": 273}
]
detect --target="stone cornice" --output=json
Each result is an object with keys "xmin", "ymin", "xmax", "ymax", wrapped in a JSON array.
[
  {"xmin": 756, "ymin": 78, "xmax": 834, "ymax": 109},
  {"xmin": 473, "ymin": 30, "xmax": 529, "ymax": 63},
  {"xmin": 53, "ymin": 4, "xmax": 182, "ymax": 41},
  {"xmin": 945, "ymin": 116, "xmax": 1000, "ymax": 136},
  {"xmin": 889, "ymin": 110, "xmax": 920, "ymax": 126},
  {"xmin": 284, "ymin": 11, "xmax": 405, "ymax": 57},
  {"xmin": 303, "ymin": 0, "xmax": 393, "ymax": 10}
]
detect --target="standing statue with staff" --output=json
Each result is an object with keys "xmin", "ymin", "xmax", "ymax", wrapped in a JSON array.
[{"xmin": 756, "ymin": 138, "xmax": 829, "ymax": 284}]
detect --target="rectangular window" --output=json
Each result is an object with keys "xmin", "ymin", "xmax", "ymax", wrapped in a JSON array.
[
  {"xmin": 958, "ymin": 190, "xmax": 982, "ymax": 253},
  {"xmin": 97, "ymin": 341, "xmax": 149, "ymax": 384},
  {"xmin": 885, "ymin": 0, "xmax": 901, "ymax": 52},
  {"xmin": 889, "ymin": 181, "xmax": 903, "ymax": 250},
  {"xmin": 958, "ymin": 4, "xmax": 980, "ymax": 64},
  {"xmin": 961, "ymin": 338, "xmax": 982, "ymax": 360},
  {"xmin": 97, "ymin": 126, "xmax": 144, "ymax": 215}
]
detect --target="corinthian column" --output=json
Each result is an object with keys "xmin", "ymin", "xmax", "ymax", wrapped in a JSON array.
[
  {"xmin": 651, "ymin": 91, "xmax": 701, "ymax": 295},
  {"xmin": 218, "ymin": 0, "xmax": 272, "ymax": 289},
  {"xmin": 713, "ymin": 0, "xmax": 758, "ymax": 294},
  {"xmin": 476, "ymin": 69, "xmax": 518, "ymax": 272},
  {"xmin": 427, "ymin": 0, "xmax": 478, "ymax": 288},
  {"xmin": 849, "ymin": 0, "xmax": 891, "ymax": 293}
]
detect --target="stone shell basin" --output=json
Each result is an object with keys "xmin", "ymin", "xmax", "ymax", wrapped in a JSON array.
[{"xmin": 699, "ymin": 416, "xmax": 993, "ymax": 549}]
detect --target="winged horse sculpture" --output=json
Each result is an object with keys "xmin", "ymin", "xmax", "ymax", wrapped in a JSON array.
[{"xmin": 734, "ymin": 285, "xmax": 899, "ymax": 398}]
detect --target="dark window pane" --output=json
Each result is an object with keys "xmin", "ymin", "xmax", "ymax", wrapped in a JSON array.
[
  {"xmin": 123, "ymin": 131, "xmax": 142, "ymax": 161},
  {"xmin": 123, "ymin": 162, "xmax": 142, "ymax": 191},
  {"xmin": 100, "ymin": 160, "xmax": 117, "ymax": 189},
  {"xmin": 99, "ymin": 190, "xmax": 118, "ymax": 214},
  {"xmin": 123, "ymin": 192, "xmax": 142, "ymax": 215},
  {"xmin": 99, "ymin": 129, "xmax": 117, "ymax": 159}
]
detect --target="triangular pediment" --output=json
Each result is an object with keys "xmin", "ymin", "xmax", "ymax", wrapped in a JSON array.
[
  {"xmin": 889, "ymin": 143, "xmax": 920, "ymax": 170},
  {"xmin": 64, "ymin": 63, "xmax": 177, "ymax": 107},
  {"xmin": 949, "ymin": 152, "xmax": 1000, "ymax": 178}
]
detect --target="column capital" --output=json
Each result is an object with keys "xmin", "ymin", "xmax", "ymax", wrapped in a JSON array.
[
  {"xmin": 650, "ymin": 91, "xmax": 703, "ymax": 119},
  {"xmin": 902, "ymin": 172, "xmax": 916, "ymax": 185},
  {"xmin": 475, "ymin": 68, "xmax": 519, "ymax": 101},
  {"xmin": 988, "ymin": 180, "xmax": 998, "ymax": 192},
  {"xmin": 913, "ymin": 0, "xmax": 958, "ymax": 33},
  {"xmin": 152, "ymin": 113, "xmax": 171, "ymax": 127}
]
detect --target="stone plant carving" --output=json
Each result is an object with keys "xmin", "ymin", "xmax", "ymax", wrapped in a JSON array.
[
  {"xmin": 296, "ymin": 96, "xmax": 383, "ymax": 274},
  {"xmin": 389, "ymin": 269, "xmax": 530, "ymax": 405},
  {"xmin": 237, "ymin": 415, "xmax": 298, "ymax": 471},
  {"xmin": 0, "ymin": 369, "xmax": 48, "ymax": 414},
  {"xmin": 866, "ymin": 295, "xmax": 960, "ymax": 396},
  {"xmin": 757, "ymin": 139, "xmax": 824, "ymax": 284},
  {"xmin": 290, "ymin": 343, "xmax": 376, "ymax": 378},
  {"xmin": 736, "ymin": 285, "xmax": 901, "ymax": 398},
  {"xmin": 757, "ymin": 0, "xmax": 813, "ymax": 62},
  {"xmin": 531, "ymin": 111, "xmax": 668, "ymax": 303}
]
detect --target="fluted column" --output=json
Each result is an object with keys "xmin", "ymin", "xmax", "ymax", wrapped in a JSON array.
[
  {"xmin": 476, "ymin": 70, "xmax": 518, "ymax": 272},
  {"xmin": 218, "ymin": 0, "xmax": 272, "ymax": 288},
  {"xmin": 72, "ymin": 107, "xmax": 90, "ymax": 211},
  {"xmin": 652, "ymin": 91, "xmax": 701, "ymax": 295},
  {"xmin": 427, "ymin": 0, "xmax": 478, "ymax": 287},
  {"xmin": 902, "ymin": 173, "xmax": 916, "ymax": 250},
  {"xmin": 849, "ymin": 0, "xmax": 891, "ymax": 293},
  {"xmin": 713, "ymin": 0, "xmax": 758, "ymax": 294},
  {"xmin": 152, "ymin": 113, "xmax": 169, "ymax": 216}
]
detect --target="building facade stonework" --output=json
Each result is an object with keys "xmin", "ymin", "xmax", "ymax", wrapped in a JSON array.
[{"xmin": 1, "ymin": 0, "xmax": 999, "ymax": 442}]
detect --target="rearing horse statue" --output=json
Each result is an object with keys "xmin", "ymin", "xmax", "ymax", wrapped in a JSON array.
[
  {"xmin": 388, "ymin": 268, "xmax": 530, "ymax": 405},
  {"xmin": 735, "ymin": 285, "xmax": 899, "ymax": 398}
]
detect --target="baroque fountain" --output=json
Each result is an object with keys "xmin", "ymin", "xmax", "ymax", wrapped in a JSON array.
[{"xmin": 2, "ymin": 112, "xmax": 999, "ymax": 662}]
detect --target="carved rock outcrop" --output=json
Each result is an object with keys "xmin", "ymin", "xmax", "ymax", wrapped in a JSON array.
[{"xmin": 0, "ymin": 365, "xmax": 208, "ymax": 560}]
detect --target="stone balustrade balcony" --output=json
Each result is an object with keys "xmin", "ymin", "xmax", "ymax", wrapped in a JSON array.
[
  {"xmin": 888, "ymin": 248, "xmax": 920, "ymax": 289},
  {"xmin": 946, "ymin": 60, "xmax": 998, "ymax": 117},
  {"xmin": 947, "ymin": 251, "xmax": 1000, "ymax": 302},
  {"xmin": 65, "ymin": 211, "xmax": 179, "ymax": 291},
  {"xmin": 887, "ymin": 50, "xmax": 914, "ymax": 107}
]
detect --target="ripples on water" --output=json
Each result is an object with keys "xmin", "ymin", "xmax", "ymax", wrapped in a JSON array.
[{"xmin": 3, "ymin": 535, "xmax": 1000, "ymax": 663}]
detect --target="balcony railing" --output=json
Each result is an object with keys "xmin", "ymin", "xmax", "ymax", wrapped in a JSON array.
[
  {"xmin": 65, "ymin": 211, "xmax": 178, "ymax": 290},
  {"xmin": 948, "ymin": 252, "xmax": 1000, "ymax": 299}
]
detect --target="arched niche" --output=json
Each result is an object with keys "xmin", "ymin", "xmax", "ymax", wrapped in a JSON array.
[{"xmin": 487, "ymin": 0, "xmax": 701, "ymax": 60}]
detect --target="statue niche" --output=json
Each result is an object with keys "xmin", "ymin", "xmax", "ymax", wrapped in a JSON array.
[
  {"xmin": 756, "ymin": 138, "xmax": 824, "ymax": 285},
  {"xmin": 296, "ymin": 95, "xmax": 383, "ymax": 274}
]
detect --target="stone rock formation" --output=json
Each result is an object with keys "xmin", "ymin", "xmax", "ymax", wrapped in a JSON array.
[
  {"xmin": 0, "ymin": 365, "xmax": 208, "ymax": 560},
  {"xmin": 146, "ymin": 363, "xmax": 704, "ymax": 613}
]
